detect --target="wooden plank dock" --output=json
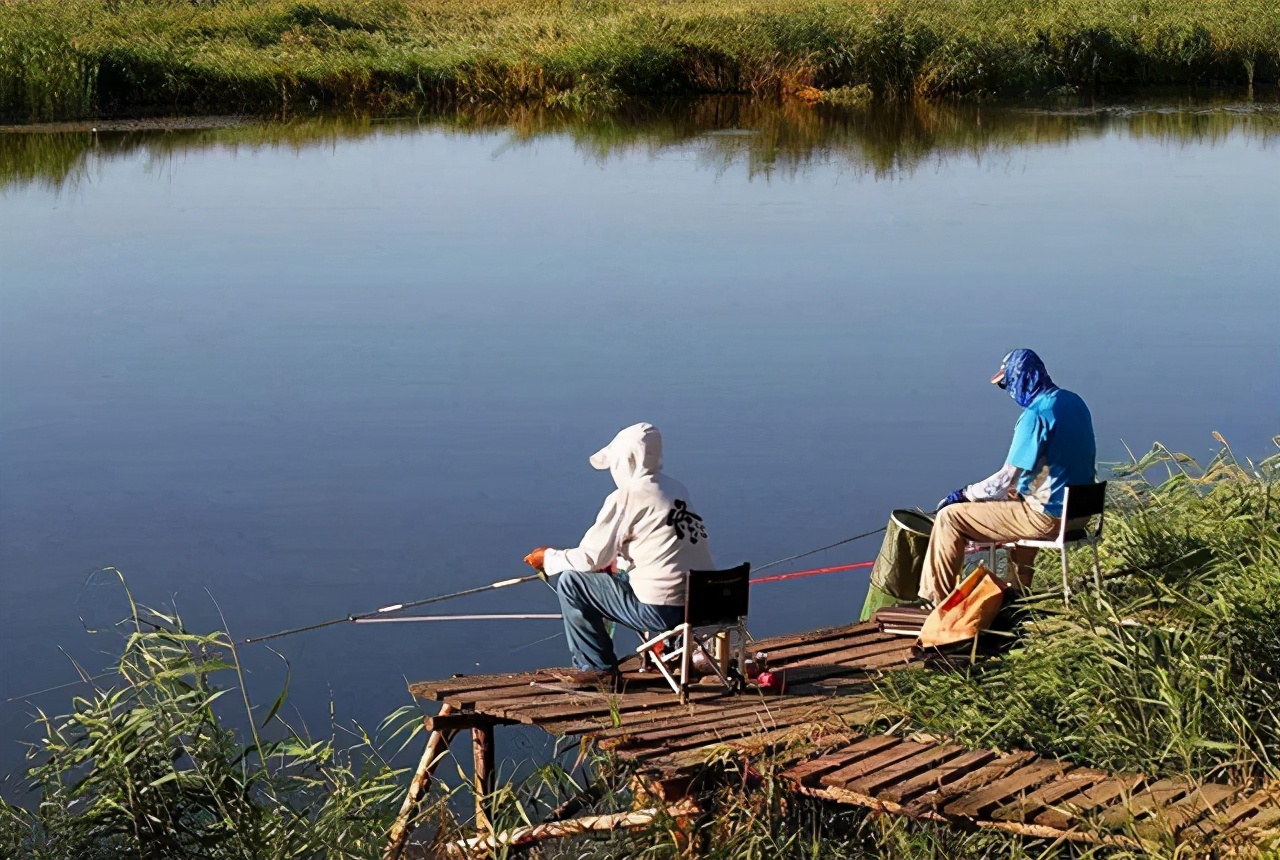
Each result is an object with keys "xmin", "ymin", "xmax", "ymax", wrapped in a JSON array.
[{"xmin": 406, "ymin": 620, "xmax": 1280, "ymax": 855}]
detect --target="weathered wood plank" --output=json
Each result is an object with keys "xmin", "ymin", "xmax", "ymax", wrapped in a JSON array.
[
  {"xmin": 991, "ymin": 768, "xmax": 1109, "ymax": 823},
  {"xmin": 943, "ymin": 760, "xmax": 1069, "ymax": 819},
  {"xmin": 1138, "ymin": 782, "xmax": 1240, "ymax": 836},
  {"xmin": 624, "ymin": 700, "xmax": 873, "ymax": 762},
  {"xmin": 767, "ymin": 631, "xmax": 899, "ymax": 663},
  {"xmin": 821, "ymin": 741, "xmax": 924, "ymax": 789},
  {"xmin": 780, "ymin": 736, "xmax": 903, "ymax": 786},
  {"xmin": 906, "ymin": 751, "xmax": 1037, "ymax": 816},
  {"xmin": 1032, "ymin": 774, "xmax": 1145, "ymax": 830},
  {"xmin": 785, "ymin": 638, "xmax": 917, "ymax": 670},
  {"xmin": 599, "ymin": 697, "xmax": 841, "ymax": 751},
  {"xmin": 881, "ymin": 749, "xmax": 999, "ymax": 804},
  {"xmin": 1098, "ymin": 778, "xmax": 1191, "ymax": 827},
  {"xmin": 1181, "ymin": 789, "xmax": 1277, "ymax": 839},
  {"xmin": 841, "ymin": 744, "xmax": 969, "ymax": 797}
]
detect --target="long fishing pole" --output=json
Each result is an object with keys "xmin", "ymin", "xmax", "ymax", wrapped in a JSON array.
[
  {"xmin": 751, "ymin": 526, "xmax": 887, "ymax": 573},
  {"xmin": 242, "ymin": 571, "xmax": 548, "ymax": 644}
]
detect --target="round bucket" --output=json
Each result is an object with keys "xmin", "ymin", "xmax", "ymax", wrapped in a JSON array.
[{"xmin": 865, "ymin": 509, "xmax": 934, "ymax": 606}]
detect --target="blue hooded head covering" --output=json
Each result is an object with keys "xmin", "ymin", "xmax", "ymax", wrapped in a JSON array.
[{"xmin": 999, "ymin": 348, "xmax": 1056, "ymax": 408}]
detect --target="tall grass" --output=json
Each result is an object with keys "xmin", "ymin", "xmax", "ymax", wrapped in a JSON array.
[
  {"xmin": 0, "ymin": 591, "xmax": 435, "ymax": 859},
  {"xmin": 878, "ymin": 435, "xmax": 1280, "ymax": 785},
  {"xmin": 1, "ymin": 0, "xmax": 1278, "ymax": 122}
]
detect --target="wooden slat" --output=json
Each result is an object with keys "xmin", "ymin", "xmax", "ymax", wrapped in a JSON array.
[
  {"xmin": 591, "ymin": 692, "xmax": 835, "ymax": 743},
  {"xmin": 821, "ymin": 741, "xmax": 923, "ymax": 789},
  {"xmin": 1182, "ymin": 789, "xmax": 1277, "ymax": 839},
  {"xmin": 410, "ymin": 672, "xmax": 541, "ymax": 700},
  {"xmin": 767, "ymin": 631, "xmax": 898, "ymax": 663},
  {"xmin": 514, "ymin": 689, "xmax": 728, "ymax": 724},
  {"xmin": 601, "ymin": 696, "xmax": 839, "ymax": 747},
  {"xmin": 780, "ymin": 736, "xmax": 903, "ymax": 786},
  {"xmin": 1098, "ymin": 778, "xmax": 1191, "ymax": 826},
  {"xmin": 785, "ymin": 638, "xmax": 916, "ymax": 669},
  {"xmin": 1139, "ymin": 782, "xmax": 1240, "ymax": 835},
  {"xmin": 991, "ymin": 768, "xmax": 1109, "ymax": 823},
  {"xmin": 943, "ymin": 759, "xmax": 1069, "ymax": 819},
  {"xmin": 906, "ymin": 751, "xmax": 1037, "ymax": 816},
  {"xmin": 603, "ymin": 698, "xmax": 845, "ymax": 751},
  {"xmin": 1235, "ymin": 806, "xmax": 1280, "ymax": 834},
  {"xmin": 624, "ymin": 700, "xmax": 872, "ymax": 761},
  {"xmin": 881, "ymin": 749, "xmax": 998, "ymax": 804},
  {"xmin": 641, "ymin": 715, "xmax": 873, "ymax": 775},
  {"xmin": 841, "ymin": 744, "xmax": 968, "ymax": 796},
  {"xmin": 1032, "ymin": 774, "xmax": 1145, "ymax": 830},
  {"xmin": 751, "ymin": 623, "xmax": 873, "ymax": 653}
]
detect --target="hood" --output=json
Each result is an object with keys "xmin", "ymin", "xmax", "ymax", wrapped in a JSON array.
[
  {"xmin": 590, "ymin": 423, "xmax": 663, "ymax": 488},
  {"xmin": 1000, "ymin": 348, "xmax": 1057, "ymax": 408}
]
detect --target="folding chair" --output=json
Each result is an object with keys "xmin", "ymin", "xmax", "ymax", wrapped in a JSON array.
[
  {"xmin": 635, "ymin": 563, "xmax": 751, "ymax": 703},
  {"xmin": 969, "ymin": 482, "xmax": 1107, "ymax": 605}
]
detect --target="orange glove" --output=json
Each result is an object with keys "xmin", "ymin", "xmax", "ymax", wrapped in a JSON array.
[{"xmin": 523, "ymin": 547, "xmax": 549, "ymax": 572}]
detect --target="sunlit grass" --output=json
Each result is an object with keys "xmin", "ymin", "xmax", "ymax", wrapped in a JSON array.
[
  {"xmin": 1, "ymin": 0, "xmax": 1278, "ymax": 121},
  {"xmin": 878, "ymin": 435, "xmax": 1280, "ymax": 786}
]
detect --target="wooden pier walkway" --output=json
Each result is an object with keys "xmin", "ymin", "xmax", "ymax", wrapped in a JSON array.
[{"xmin": 406, "ymin": 620, "xmax": 1280, "ymax": 855}]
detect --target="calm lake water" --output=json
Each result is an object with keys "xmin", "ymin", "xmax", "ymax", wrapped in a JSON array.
[{"xmin": 1, "ymin": 98, "xmax": 1278, "ymax": 778}]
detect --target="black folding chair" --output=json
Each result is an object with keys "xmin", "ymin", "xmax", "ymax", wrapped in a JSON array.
[{"xmin": 635, "ymin": 563, "xmax": 751, "ymax": 703}]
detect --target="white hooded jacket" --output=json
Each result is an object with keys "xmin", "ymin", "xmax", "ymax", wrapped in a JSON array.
[{"xmin": 542, "ymin": 423, "xmax": 714, "ymax": 606}]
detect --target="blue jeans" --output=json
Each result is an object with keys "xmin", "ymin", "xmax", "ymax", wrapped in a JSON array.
[{"xmin": 555, "ymin": 570, "xmax": 685, "ymax": 671}]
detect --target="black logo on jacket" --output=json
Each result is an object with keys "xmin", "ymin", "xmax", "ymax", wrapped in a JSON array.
[{"xmin": 666, "ymin": 500, "xmax": 708, "ymax": 545}]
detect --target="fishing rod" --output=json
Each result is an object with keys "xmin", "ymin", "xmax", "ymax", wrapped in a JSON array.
[
  {"xmin": 245, "ymin": 526, "xmax": 887, "ymax": 644},
  {"xmin": 242, "ymin": 571, "xmax": 549, "ymax": 644},
  {"xmin": 751, "ymin": 526, "xmax": 887, "ymax": 573},
  {"xmin": 752, "ymin": 560, "xmax": 873, "ymax": 585}
]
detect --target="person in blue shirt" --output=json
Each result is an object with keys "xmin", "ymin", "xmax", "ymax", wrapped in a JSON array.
[{"xmin": 917, "ymin": 349, "xmax": 1096, "ymax": 606}]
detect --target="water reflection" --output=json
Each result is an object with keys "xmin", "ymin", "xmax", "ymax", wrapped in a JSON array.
[{"xmin": 3, "ymin": 96, "xmax": 1278, "ymax": 191}]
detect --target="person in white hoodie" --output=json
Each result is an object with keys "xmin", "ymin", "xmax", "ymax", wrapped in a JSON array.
[{"xmin": 524, "ymin": 423, "xmax": 714, "ymax": 685}]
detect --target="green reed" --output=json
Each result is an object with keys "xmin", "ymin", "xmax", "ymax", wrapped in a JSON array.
[
  {"xmin": 1, "ymin": 0, "xmax": 1278, "ymax": 122},
  {"xmin": 0, "ymin": 589, "xmax": 440, "ymax": 859}
]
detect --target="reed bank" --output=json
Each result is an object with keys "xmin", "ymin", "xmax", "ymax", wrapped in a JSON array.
[{"xmin": 2, "ymin": 0, "xmax": 1279, "ymax": 122}]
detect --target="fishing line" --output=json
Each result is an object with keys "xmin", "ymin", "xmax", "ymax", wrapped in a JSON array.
[
  {"xmin": 353, "ymin": 613, "xmax": 561, "ymax": 624},
  {"xmin": 242, "ymin": 571, "xmax": 549, "ymax": 644},
  {"xmin": 508, "ymin": 631, "xmax": 565, "ymax": 653},
  {"xmin": 5, "ymin": 670, "xmax": 116, "ymax": 703},
  {"xmin": 751, "ymin": 526, "xmax": 886, "ymax": 573}
]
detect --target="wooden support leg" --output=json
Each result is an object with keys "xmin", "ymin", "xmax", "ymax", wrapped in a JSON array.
[
  {"xmin": 385, "ymin": 703, "xmax": 455, "ymax": 860},
  {"xmin": 472, "ymin": 723, "xmax": 496, "ymax": 833}
]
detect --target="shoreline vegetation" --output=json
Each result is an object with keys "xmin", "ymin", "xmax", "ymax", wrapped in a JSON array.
[
  {"xmin": 1, "ymin": 435, "xmax": 1277, "ymax": 859},
  {"xmin": 2, "ymin": 0, "xmax": 1280, "ymax": 123}
]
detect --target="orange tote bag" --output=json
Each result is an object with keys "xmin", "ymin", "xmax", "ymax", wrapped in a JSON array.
[{"xmin": 918, "ymin": 563, "xmax": 1006, "ymax": 649}]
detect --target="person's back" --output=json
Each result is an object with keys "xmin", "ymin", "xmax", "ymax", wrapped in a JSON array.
[
  {"xmin": 614, "ymin": 471, "xmax": 713, "ymax": 605},
  {"xmin": 1016, "ymin": 387, "xmax": 1096, "ymax": 518}
]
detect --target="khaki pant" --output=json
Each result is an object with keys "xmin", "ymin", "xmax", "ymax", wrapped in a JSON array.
[{"xmin": 918, "ymin": 500, "xmax": 1059, "ymax": 604}]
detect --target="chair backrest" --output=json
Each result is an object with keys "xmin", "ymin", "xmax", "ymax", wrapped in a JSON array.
[
  {"xmin": 684, "ymin": 563, "xmax": 751, "ymax": 628},
  {"xmin": 1061, "ymin": 481, "xmax": 1107, "ymax": 539}
]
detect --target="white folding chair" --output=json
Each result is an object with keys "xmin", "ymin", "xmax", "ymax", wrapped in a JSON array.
[
  {"xmin": 636, "ymin": 563, "xmax": 751, "ymax": 704},
  {"xmin": 969, "ymin": 482, "xmax": 1107, "ymax": 605}
]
